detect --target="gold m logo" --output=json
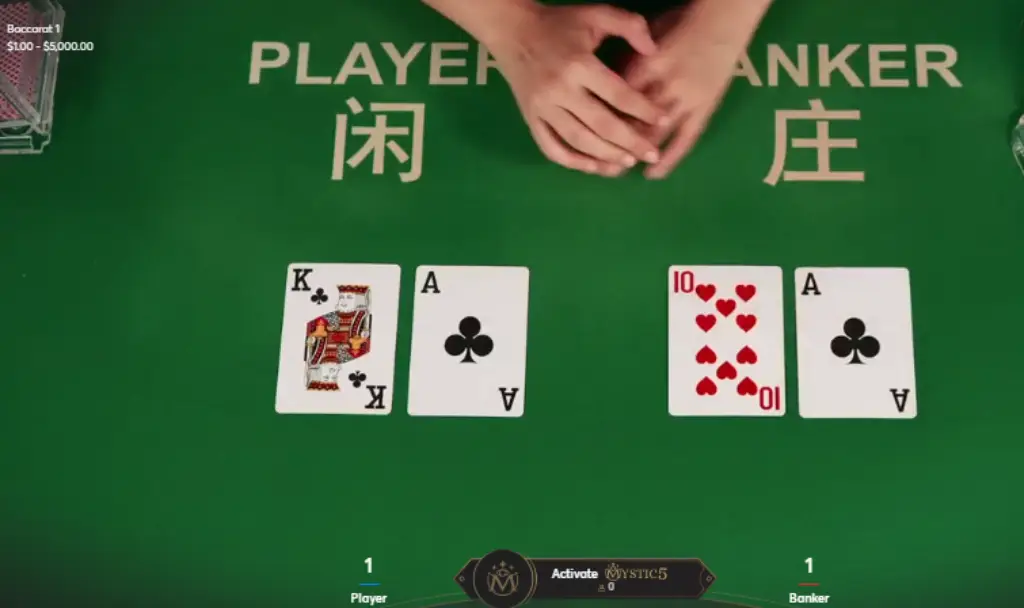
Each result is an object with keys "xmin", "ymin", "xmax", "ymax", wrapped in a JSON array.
[{"xmin": 487, "ymin": 570, "xmax": 519, "ymax": 596}]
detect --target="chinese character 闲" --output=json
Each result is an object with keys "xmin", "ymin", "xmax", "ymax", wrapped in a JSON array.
[{"xmin": 332, "ymin": 97, "xmax": 425, "ymax": 183}]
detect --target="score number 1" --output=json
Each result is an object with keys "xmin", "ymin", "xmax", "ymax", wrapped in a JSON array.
[
  {"xmin": 804, "ymin": 557, "xmax": 813, "ymax": 573},
  {"xmin": 365, "ymin": 557, "xmax": 373, "ymax": 573}
]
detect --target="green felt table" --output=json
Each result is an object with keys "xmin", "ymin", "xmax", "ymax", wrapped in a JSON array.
[{"xmin": 2, "ymin": 0, "xmax": 1023, "ymax": 606}]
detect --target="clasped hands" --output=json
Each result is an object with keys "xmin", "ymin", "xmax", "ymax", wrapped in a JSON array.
[{"xmin": 482, "ymin": 0, "xmax": 769, "ymax": 179}]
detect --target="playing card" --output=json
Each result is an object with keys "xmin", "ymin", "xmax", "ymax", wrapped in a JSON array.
[
  {"xmin": 668, "ymin": 266, "xmax": 786, "ymax": 417},
  {"xmin": 275, "ymin": 263, "xmax": 401, "ymax": 415},
  {"xmin": 795, "ymin": 267, "xmax": 917, "ymax": 419},
  {"xmin": 407, "ymin": 265, "xmax": 530, "ymax": 417}
]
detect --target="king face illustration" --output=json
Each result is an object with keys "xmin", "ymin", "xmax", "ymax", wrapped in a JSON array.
[{"xmin": 304, "ymin": 285, "xmax": 372, "ymax": 390}]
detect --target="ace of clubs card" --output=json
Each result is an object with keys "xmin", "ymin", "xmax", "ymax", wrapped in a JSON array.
[
  {"xmin": 407, "ymin": 265, "xmax": 530, "ymax": 417},
  {"xmin": 275, "ymin": 263, "xmax": 401, "ymax": 415},
  {"xmin": 795, "ymin": 267, "xmax": 917, "ymax": 419},
  {"xmin": 668, "ymin": 265, "xmax": 786, "ymax": 416}
]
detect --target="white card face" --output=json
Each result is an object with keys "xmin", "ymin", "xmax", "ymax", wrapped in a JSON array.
[
  {"xmin": 407, "ymin": 265, "xmax": 530, "ymax": 417},
  {"xmin": 668, "ymin": 265, "xmax": 786, "ymax": 417},
  {"xmin": 275, "ymin": 263, "xmax": 401, "ymax": 415},
  {"xmin": 795, "ymin": 267, "xmax": 917, "ymax": 419}
]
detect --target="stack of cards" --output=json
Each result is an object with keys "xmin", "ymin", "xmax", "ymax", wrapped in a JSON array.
[
  {"xmin": 0, "ymin": 0, "xmax": 64, "ymax": 154},
  {"xmin": 274, "ymin": 263, "xmax": 917, "ymax": 420},
  {"xmin": 668, "ymin": 266, "xmax": 917, "ymax": 419},
  {"xmin": 275, "ymin": 264, "xmax": 530, "ymax": 418}
]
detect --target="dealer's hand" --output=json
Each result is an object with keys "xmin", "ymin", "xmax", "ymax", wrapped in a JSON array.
[
  {"xmin": 488, "ymin": 2, "xmax": 668, "ymax": 175},
  {"xmin": 620, "ymin": 0, "xmax": 774, "ymax": 179}
]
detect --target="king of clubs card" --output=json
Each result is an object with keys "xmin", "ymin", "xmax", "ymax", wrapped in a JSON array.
[{"xmin": 304, "ymin": 285, "xmax": 372, "ymax": 390}]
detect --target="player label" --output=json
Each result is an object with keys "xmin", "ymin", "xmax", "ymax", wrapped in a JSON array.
[{"xmin": 350, "ymin": 593, "xmax": 387, "ymax": 605}]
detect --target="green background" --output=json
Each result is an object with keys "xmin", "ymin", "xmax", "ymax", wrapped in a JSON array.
[{"xmin": 2, "ymin": 0, "xmax": 1023, "ymax": 606}]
